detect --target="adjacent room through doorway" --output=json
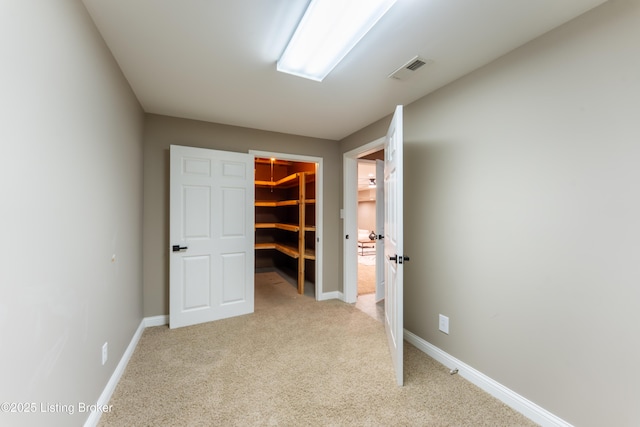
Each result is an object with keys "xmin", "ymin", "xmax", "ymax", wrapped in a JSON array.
[
  {"xmin": 357, "ymin": 159, "xmax": 377, "ymax": 296},
  {"xmin": 355, "ymin": 150, "xmax": 384, "ymax": 322}
]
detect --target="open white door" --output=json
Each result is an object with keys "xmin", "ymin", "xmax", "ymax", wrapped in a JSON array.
[
  {"xmin": 375, "ymin": 159, "xmax": 385, "ymax": 302},
  {"xmin": 169, "ymin": 145, "xmax": 254, "ymax": 329},
  {"xmin": 384, "ymin": 105, "xmax": 405, "ymax": 386}
]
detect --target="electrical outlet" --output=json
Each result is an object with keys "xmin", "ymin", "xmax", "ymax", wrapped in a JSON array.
[
  {"xmin": 102, "ymin": 342, "xmax": 108, "ymax": 365},
  {"xmin": 439, "ymin": 314, "xmax": 449, "ymax": 334}
]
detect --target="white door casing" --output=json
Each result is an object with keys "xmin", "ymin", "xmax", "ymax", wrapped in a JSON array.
[
  {"xmin": 169, "ymin": 145, "xmax": 254, "ymax": 329},
  {"xmin": 384, "ymin": 105, "xmax": 404, "ymax": 386}
]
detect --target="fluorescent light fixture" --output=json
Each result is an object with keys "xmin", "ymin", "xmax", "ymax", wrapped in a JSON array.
[{"xmin": 277, "ymin": 0, "xmax": 397, "ymax": 81}]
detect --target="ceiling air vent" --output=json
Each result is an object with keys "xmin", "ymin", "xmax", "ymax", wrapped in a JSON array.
[{"xmin": 388, "ymin": 56, "xmax": 433, "ymax": 81}]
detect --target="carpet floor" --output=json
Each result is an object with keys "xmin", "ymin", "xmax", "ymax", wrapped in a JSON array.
[
  {"xmin": 98, "ymin": 272, "xmax": 537, "ymax": 426},
  {"xmin": 358, "ymin": 263, "xmax": 376, "ymax": 295},
  {"xmin": 357, "ymin": 254, "xmax": 376, "ymax": 295}
]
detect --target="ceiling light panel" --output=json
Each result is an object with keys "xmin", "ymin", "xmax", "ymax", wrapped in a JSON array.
[{"xmin": 277, "ymin": 0, "xmax": 398, "ymax": 81}]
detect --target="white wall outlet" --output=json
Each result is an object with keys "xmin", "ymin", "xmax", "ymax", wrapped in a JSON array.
[
  {"xmin": 439, "ymin": 314, "xmax": 449, "ymax": 334},
  {"xmin": 102, "ymin": 342, "xmax": 108, "ymax": 365}
]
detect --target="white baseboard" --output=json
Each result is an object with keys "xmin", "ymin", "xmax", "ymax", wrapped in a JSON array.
[
  {"xmin": 84, "ymin": 315, "xmax": 169, "ymax": 426},
  {"xmin": 319, "ymin": 290, "xmax": 343, "ymax": 301},
  {"xmin": 84, "ymin": 319, "xmax": 145, "ymax": 427},
  {"xmin": 144, "ymin": 314, "xmax": 169, "ymax": 327},
  {"xmin": 404, "ymin": 330, "xmax": 573, "ymax": 427}
]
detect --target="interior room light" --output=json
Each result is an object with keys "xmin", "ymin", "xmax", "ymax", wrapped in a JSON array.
[{"xmin": 277, "ymin": 0, "xmax": 398, "ymax": 81}]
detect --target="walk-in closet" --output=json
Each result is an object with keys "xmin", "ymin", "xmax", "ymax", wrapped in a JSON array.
[{"xmin": 254, "ymin": 157, "xmax": 316, "ymax": 295}]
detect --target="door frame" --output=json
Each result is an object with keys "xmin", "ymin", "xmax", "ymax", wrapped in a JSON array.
[
  {"xmin": 250, "ymin": 150, "xmax": 323, "ymax": 300},
  {"xmin": 343, "ymin": 137, "xmax": 385, "ymax": 303}
]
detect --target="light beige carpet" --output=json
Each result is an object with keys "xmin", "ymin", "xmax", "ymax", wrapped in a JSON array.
[
  {"xmin": 98, "ymin": 272, "xmax": 537, "ymax": 426},
  {"xmin": 358, "ymin": 254, "xmax": 376, "ymax": 295},
  {"xmin": 358, "ymin": 263, "xmax": 376, "ymax": 295}
]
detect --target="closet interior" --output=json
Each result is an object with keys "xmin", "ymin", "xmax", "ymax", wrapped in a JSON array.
[{"xmin": 254, "ymin": 157, "xmax": 316, "ymax": 295}]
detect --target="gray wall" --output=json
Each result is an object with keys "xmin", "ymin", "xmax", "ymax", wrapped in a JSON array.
[
  {"xmin": 142, "ymin": 114, "xmax": 341, "ymax": 317},
  {"xmin": 358, "ymin": 201, "xmax": 376, "ymax": 232},
  {"xmin": 0, "ymin": 1, "xmax": 144, "ymax": 426},
  {"xmin": 342, "ymin": 0, "xmax": 640, "ymax": 425}
]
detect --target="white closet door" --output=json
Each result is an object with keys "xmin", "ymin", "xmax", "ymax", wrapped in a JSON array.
[{"xmin": 169, "ymin": 145, "xmax": 254, "ymax": 329}]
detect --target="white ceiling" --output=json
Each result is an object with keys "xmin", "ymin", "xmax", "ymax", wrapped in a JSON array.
[
  {"xmin": 82, "ymin": 0, "xmax": 607, "ymax": 141},
  {"xmin": 358, "ymin": 160, "xmax": 378, "ymax": 192}
]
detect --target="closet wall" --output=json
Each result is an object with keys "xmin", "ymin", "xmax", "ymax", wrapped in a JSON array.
[{"xmin": 254, "ymin": 158, "xmax": 316, "ymax": 294}]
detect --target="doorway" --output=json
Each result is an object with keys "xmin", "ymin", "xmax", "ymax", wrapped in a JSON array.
[
  {"xmin": 356, "ymin": 158, "xmax": 380, "ymax": 291},
  {"xmin": 355, "ymin": 156, "xmax": 384, "ymax": 321},
  {"xmin": 343, "ymin": 138, "xmax": 385, "ymax": 310},
  {"xmin": 251, "ymin": 150, "xmax": 323, "ymax": 300}
]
